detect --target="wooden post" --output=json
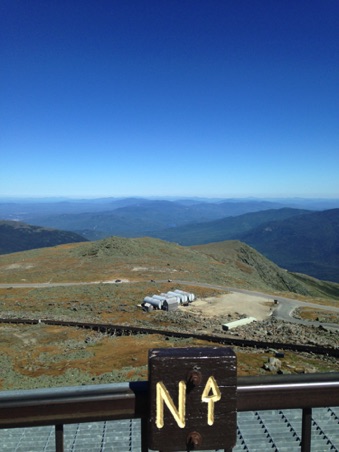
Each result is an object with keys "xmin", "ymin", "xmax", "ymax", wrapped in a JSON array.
[{"xmin": 148, "ymin": 347, "xmax": 237, "ymax": 451}]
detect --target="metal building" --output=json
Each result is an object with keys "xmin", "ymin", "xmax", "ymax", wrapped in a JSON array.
[
  {"xmin": 162, "ymin": 298, "xmax": 179, "ymax": 311},
  {"xmin": 161, "ymin": 292, "xmax": 181, "ymax": 303},
  {"xmin": 174, "ymin": 289, "xmax": 195, "ymax": 302},
  {"xmin": 143, "ymin": 296, "xmax": 163, "ymax": 310}
]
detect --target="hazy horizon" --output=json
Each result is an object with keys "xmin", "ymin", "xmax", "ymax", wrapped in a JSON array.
[{"xmin": 1, "ymin": 195, "xmax": 339, "ymax": 203}]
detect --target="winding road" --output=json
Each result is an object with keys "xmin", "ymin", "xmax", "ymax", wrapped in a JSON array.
[{"xmin": 0, "ymin": 279, "xmax": 338, "ymax": 330}]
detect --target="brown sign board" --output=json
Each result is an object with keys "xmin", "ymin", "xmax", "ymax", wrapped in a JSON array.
[{"xmin": 148, "ymin": 347, "xmax": 237, "ymax": 451}]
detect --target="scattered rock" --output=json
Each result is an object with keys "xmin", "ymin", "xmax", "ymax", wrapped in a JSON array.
[{"xmin": 263, "ymin": 357, "xmax": 282, "ymax": 372}]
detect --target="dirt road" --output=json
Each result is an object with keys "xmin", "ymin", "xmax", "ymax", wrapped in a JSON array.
[
  {"xmin": 184, "ymin": 292, "xmax": 273, "ymax": 321},
  {"xmin": 0, "ymin": 279, "xmax": 338, "ymax": 329}
]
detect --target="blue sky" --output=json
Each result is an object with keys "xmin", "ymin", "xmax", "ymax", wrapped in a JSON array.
[{"xmin": 1, "ymin": 0, "xmax": 338, "ymax": 198}]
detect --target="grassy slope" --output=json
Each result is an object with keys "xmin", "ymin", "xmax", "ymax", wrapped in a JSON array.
[
  {"xmin": 0, "ymin": 236, "xmax": 338, "ymax": 390},
  {"xmin": 192, "ymin": 240, "xmax": 339, "ymax": 299},
  {"xmin": 1, "ymin": 236, "xmax": 338, "ymax": 298}
]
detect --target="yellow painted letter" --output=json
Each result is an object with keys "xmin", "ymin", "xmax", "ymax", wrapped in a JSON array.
[
  {"xmin": 201, "ymin": 376, "xmax": 221, "ymax": 426},
  {"xmin": 156, "ymin": 381, "xmax": 186, "ymax": 428}
]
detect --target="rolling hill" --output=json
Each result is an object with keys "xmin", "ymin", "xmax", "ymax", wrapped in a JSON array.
[
  {"xmin": 1, "ymin": 235, "xmax": 338, "ymax": 299},
  {"xmin": 0, "ymin": 221, "xmax": 87, "ymax": 254}
]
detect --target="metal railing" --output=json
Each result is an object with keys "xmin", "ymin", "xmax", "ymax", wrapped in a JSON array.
[{"xmin": 0, "ymin": 372, "xmax": 338, "ymax": 452}]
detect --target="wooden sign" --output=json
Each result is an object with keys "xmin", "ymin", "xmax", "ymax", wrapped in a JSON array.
[{"xmin": 148, "ymin": 347, "xmax": 237, "ymax": 451}]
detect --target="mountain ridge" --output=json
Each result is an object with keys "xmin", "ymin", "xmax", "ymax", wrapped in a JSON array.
[
  {"xmin": 0, "ymin": 220, "xmax": 87, "ymax": 254},
  {"xmin": 239, "ymin": 208, "xmax": 339, "ymax": 282},
  {"xmin": 1, "ymin": 201, "xmax": 338, "ymax": 283},
  {"xmin": 155, "ymin": 208, "xmax": 310, "ymax": 244},
  {"xmin": 0, "ymin": 199, "xmax": 306, "ymax": 240},
  {"xmin": 1, "ymin": 235, "xmax": 338, "ymax": 300}
]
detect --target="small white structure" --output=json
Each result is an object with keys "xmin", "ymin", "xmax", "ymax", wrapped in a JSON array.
[
  {"xmin": 163, "ymin": 292, "xmax": 182, "ymax": 303},
  {"xmin": 222, "ymin": 317, "xmax": 257, "ymax": 331},
  {"xmin": 152, "ymin": 295, "xmax": 168, "ymax": 303},
  {"xmin": 169, "ymin": 291, "xmax": 188, "ymax": 303},
  {"xmin": 143, "ymin": 296, "xmax": 163, "ymax": 310},
  {"xmin": 158, "ymin": 294, "xmax": 179, "ymax": 311},
  {"xmin": 162, "ymin": 298, "xmax": 179, "ymax": 311},
  {"xmin": 141, "ymin": 289, "xmax": 195, "ymax": 312},
  {"xmin": 174, "ymin": 289, "xmax": 195, "ymax": 302}
]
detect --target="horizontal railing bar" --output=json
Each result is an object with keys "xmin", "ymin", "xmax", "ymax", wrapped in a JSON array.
[
  {"xmin": 236, "ymin": 372, "xmax": 339, "ymax": 411},
  {"xmin": 0, "ymin": 382, "xmax": 146, "ymax": 428},
  {"xmin": 237, "ymin": 381, "xmax": 339, "ymax": 411},
  {"xmin": 0, "ymin": 374, "xmax": 337, "ymax": 428},
  {"xmin": 0, "ymin": 382, "xmax": 134, "ymax": 404}
]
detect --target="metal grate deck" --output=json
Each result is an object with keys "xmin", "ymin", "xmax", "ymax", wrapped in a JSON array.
[{"xmin": 0, "ymin": 409, "xmax": 338, "ymax": 451}]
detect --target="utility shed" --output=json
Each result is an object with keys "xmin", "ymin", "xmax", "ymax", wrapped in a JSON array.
[
  {"xmin": 162, "ymin": 298, "xmax": 179, "ymax": 311},
  {"xmin": 143, "ymin": 296, "xmax": 163, "ymax": 310},
  {"xmin": 169, "ymin": 291, "xmax": 188, "ymax": 303},
  {"xmin": 142, "ymin": 302, "xmax": 153, "ymax": 312},
  {"xmin": 222, "ymin": 316, "xmax": 257, "ymax": 331},
  {"xmin": 160, "ymin": 292, "xmax": 181, "ymax": 303},
  {"xmin": 158, "ymin": 295, "xmax": 179, "ymax": 310},
  {"xmin": 152, "ymin": 295, "xmax": 167, "ymax": 302},
  {"xmin": 174, "ymin": 289, "xmax": 195, "ymax": 302}
]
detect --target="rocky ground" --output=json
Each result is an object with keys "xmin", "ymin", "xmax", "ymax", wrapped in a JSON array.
[
  {"xmin": 225, "ymin": 317, "xmax": 338, "ymax": 348},
  {"xmin": 152, "ymin": 308, "xmax": 338, "ymax": 348},
  {"xmin": 144, "ymin": 294, "xmax": 338, "ymax": 376},
  {"xmin": 150, "ymin": 292, "xmax": 338, "ymax": 349},
  {"xmin": 0, "ymin": 290, "xmax": 337, "ymax": 390}
]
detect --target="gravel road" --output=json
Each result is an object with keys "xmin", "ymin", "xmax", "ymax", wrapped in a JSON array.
[{"xmin": 0, "ymin": 279, "xmax": 338, "ymax": 329}]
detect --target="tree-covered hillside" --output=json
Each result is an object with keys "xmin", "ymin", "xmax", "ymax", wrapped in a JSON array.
[{"xmin": 0, "ymin": 221, "xmax": 87, "ymax": 254}]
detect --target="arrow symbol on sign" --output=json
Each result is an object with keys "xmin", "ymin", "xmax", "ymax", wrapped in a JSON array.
[{"xmin": 201, "ymin": 376, "xmax": 221, "ymax": 425}]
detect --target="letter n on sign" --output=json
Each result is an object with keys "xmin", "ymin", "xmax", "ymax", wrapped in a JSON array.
[{"xmin": 148, "ymin": 347, "xmax": 237, "ymax": 451}]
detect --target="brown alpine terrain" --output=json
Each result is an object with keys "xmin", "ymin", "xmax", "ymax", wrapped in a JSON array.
[{"xmin": 0, "ymin": 236, "xmax": 338, "ymax": 390}]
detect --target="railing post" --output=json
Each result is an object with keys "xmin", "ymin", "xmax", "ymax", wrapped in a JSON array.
[
  {"xmin": 55, "ymin": 424, "xmax": 64, "ymax": 452},
  {"xmin": 301, "ymin": 407, "xmax": 312, "ymax": 452},
  {"xmin": 141, "ymin": 416, "xmax": 149, "ymax": 452}
]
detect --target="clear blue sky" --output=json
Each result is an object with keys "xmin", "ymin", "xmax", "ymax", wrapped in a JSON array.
[{"xmin": 1, "ymin": 0, "xmax": 338, "ymax": 198}]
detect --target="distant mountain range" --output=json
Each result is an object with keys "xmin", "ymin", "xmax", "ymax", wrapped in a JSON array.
[
  {"xmin": 155, "ymin": 208, "xmax": 310, "ymax": 244},
  {"xmin": 2, "ymin": 197, "xmax": 339, "ymax": 239},
  {"xmin": 1, "ymin": 199, "xmax": 293, "ymax": 240},
  {"xmin": 0, "ymin": 221, "xmax": 87, "ymax": 254},
  {"xmin": 157, "ymin": 208, "xmax": 339, "ymax": 283},
  {"xmin": 239, "ymin": 209, "xmax": 339, "ymax": 283},
  {"xmin": 1, "ymin": 197, "xmax": 339, "ymax": 283}
]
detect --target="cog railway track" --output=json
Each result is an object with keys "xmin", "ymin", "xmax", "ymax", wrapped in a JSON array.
[{"xmin": 0, "ymin": 317, "xmax": 338, "ymax": 357}]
